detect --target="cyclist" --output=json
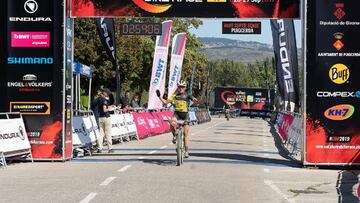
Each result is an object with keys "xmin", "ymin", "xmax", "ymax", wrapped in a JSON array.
[
  {"xmin": 223, "ymin": 102, "xmax": 231, "ymax": 120},
  {"xmin": 156, "ymin": 80, "xmax": 198, "ymax": 158}
]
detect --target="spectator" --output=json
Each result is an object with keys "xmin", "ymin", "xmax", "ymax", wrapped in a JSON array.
[
  {"xmin": 97, "ymin": 88, "xmax": 116, "ymax": 153},
  {"xmin": 120, "ymin": 91, "xmax": 131, "ymax": 109},
  {"xmin": 131, "ymin": 94, "xmax": 141, "ymax": 108}
]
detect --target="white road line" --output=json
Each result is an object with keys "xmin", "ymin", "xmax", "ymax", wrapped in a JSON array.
[
  {"xmin": 264, "ymin": 180, "xmax": 296, "ymax": 203},
  {"xmin": 264, "ymin": 168, "xmax": 270, "ymax": 173},
  {"xmin": 160, "ymin": 145, "xmax": 167, "ymax": 149},
  {"xmin": 138, "ymin": 156, "xmax": 145, "ymax": 159},
  {"xmin": 100, "ymin": 177, "xmax": 116, "ymax": 186},
  {"xmin": 118, "ymin": 165, "xmax": 132, "ymax": 172},
  {"xmin": 148, "ymin": 150, "xmax": 157, "ymax": 154},
  {"xmin": 79, "ymin": 193, "xmax": 97, "ymax": 203},
  {"xmin": 263, "ymin": 154, "xmax": 270, "ymax": 157}
]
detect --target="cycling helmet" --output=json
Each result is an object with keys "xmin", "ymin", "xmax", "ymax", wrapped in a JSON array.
[{"xmin": 177, "ymin": 80, "xmax": 187, "ymax": 87}]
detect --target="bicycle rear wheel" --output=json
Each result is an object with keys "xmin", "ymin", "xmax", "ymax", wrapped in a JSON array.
[{"xmin": 176, "ymin": 130, "xmax": 182, "ymax": 166}]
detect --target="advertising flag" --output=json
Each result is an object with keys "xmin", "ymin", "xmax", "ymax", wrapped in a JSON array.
[
  {"xmin": 168, "ymin": 33, "xmax": 187, "ymax": 98},
  {"xmin": 147, "ymin": 20, "xmax": 172, "ymax": 109},
  {"xmin": 271, "ymin": 19, "xmax": 299, "ymax": 111}
]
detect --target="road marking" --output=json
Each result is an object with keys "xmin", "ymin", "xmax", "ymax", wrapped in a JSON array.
[
  {"xmin": 118, "ymin": 165, "xmax": 132, "ymax": 172},
  {"xmin": 138, "ymin": 156, "xmax": 145, "ymax": 159},
  {"xmin": 100, "ymin": 177, "xmax": 116, "ymax": 186},
  {"xmin": 264, "ymin": 168, "xmax": 270, "ymax": 173},
  {"xmin": 148, "ymin": 150, "xmax": 157, "ymax": 154},
  {"xmin": 160, "ymin": 145, "xmax": 167, "ymax": 149},
  {"xmin": 263, "ymin": 154, "xmax": 270, "ymax": 157},
  {"xmin": 264, "ymin": 180, "xmax": 296, "ymax": 203},
  {"xmin": 79, "ymin": 193, "xmax": 97, "ymax": 203}
]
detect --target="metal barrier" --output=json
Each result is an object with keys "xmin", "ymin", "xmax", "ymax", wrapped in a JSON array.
[
  {"xmin": 0, "ymin": 112, "xmax": 33, "ymax": 164},
  {"xmin": 0, "ymin": 151, "xmax": 6, "ymax": 169}
]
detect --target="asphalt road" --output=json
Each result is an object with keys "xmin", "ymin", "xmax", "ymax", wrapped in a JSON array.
[{"xmin": 1, "ymin": 117, "xmax": 359, "ymax": 203}]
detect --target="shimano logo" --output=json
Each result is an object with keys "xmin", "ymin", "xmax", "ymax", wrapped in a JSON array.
[
  {"xmin": 8, "ymin": 57, "xmax": 53, "ymax": 65},
  {"xmin": 317, "ymin": 91, "xmax": 360, "ymax": 98},
  {"xmin": 9, "ymin": 17, "xmax": 52, "ymax": 22},
  {"xmin": 277, "ymin": 19, "xmax": 294, "ymax": 94}
]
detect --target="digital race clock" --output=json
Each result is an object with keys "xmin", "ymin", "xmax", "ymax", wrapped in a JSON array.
[{"xmin": 120, "ymin": 23, "xmax": 162, "ymax": 35}]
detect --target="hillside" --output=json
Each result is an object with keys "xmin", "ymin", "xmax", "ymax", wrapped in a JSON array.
[{"xmin": 198, "ymin": 37, "xmax": 302, "ymax": 64}]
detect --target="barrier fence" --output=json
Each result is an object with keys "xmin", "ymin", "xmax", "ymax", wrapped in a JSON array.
[
  {"xmin": 273, "ymin": 111, "xmax": 303, "ymax": 160},
  {"xmin": 0, "ymin": 112, "xmax": 33, "ymax": 167},
  {"xmin": 71, "ymin": 108, "xmax": 210, "ymax": 156}
]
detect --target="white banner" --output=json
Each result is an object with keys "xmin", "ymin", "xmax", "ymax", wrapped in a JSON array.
[
  {"xmin": 148, "ymin": 20, "xmax": 172, "ymax": 109},
  {"xmin": 110, "ymin": 114, "xmax": 130, "ymax": 138},
  {"xmin": 123, "ymin": 113, "xmax": 138, "ymax": 136},
  {"xmin": 72, "ymin": 115, "xmax": 99, "ymax": 146},
  {"xmin": 0, "ymin": 118, "xmax": 31, "ymax": 154},
  {"xmin": 168, "ymin": 33, "xmax": 187, "ymax": 98}
]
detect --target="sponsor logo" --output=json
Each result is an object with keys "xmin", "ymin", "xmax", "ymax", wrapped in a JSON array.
[
  {"xmin": 151, "ymin": 58, "xmax": 165, "ymax": 86},
  {"xmin": 24, "ymin": 0, "xmax": 38, "ymax": 14},
  {"xmin": 8, "ymin": 74, "xmax": 52, "ymax": 92},
  {"xmin": 334, "ymin": 3, "xmax": 345, "ymax": 20},
  {"xmin": 329, "ymin": 64, "xmax": 349, "ymax": 84},
  {"xmin": 0, "ymin": 126, "xmax": 26, "ymax": 141},
  {"xmin": 328, "ymin": 135, "xmax": 351, "ymax": 143},
  {"xmin": 324, "ymin": 104, "xmax": 354, "ymax": 121},
  {"xmin": 23, "ymin": 74, "xmax": 37, "ymax": 81},
  {"xmin": 11, "ymin": 32, "xmax": 50, "ymax": 48},
  {"xmin": 10, "ymin": 102, "xmax": 50, "ymax": 115},
  {"xmin": 317, "ymin": 91, "xmax": 360, "ymax": 98},
  {"xmin": 275, "ymin": 19, "xmax": 294, "ymax": 94},
  {"xmin": 169, "ymin": 65, "xmax": 180, "ymax": 88},
  {"xmin": 98, "ymin": 18, "xmax": 116, "ymax": 60},
  {"xmin": 333, "ymin": 32, "xmax": 344, "ymax": 51},
  {"xmin": 247, "ymin": 95, "xmax": 254, "ymax": 102},
  {"xmin": 9, "ymin": 17, "xmax": 51, "ymax": 22},
  {"xmin": 7, "ymin": 57, "xmax": 53, "ymax": 65}
]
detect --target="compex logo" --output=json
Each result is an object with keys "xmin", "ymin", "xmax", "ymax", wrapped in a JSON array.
[
  {"xmin": 329, "ymin": 64, "xmax": 349, "ymax": 84},
  {"xmin": 324, "ymin": 104, "xmax": 354, "ymax": 121},
  {"xmin": 24, "ymin": 0, "xmax": 38, "ymax": 14}
]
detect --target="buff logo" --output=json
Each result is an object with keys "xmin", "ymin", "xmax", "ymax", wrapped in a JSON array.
[
  {"xmin": 152, "ymin": 59, "xmax": 165, "ymax": 86},
  {"xmin": 7, "ymin": 57, "xmax": 53, "ymax": 65},
  {"xmin": 169, "ymin": 65, "xmax": 179, "ymax": 87},
  {"xmin": 324, "ymin": 104, "xmax": 354, "ymax": 121},
  {"xmin": 329, "ymin": 63, "xmax": 349, "ymax": 84}
]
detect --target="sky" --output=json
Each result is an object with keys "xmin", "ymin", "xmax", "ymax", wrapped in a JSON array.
[{"xmin": 189, "ymin": 19, "xmax": 303, "ymax": 48}]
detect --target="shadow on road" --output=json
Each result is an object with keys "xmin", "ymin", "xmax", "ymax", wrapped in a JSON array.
[{"xmin": 336, "ymin": 170, "xmax": 360, "ymax": 203}]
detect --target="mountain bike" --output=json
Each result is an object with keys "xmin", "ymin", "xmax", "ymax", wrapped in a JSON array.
[{"xmin": 175, "ymin": 120, "xmax": 186, "ymax": 166}]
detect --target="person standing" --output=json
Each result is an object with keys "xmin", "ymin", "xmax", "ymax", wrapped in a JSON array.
[
  {"xmin": 131, "ymin": 94, "xmax": 141, "ymax": 108},
  {"xmin": 97, "ymin": 88, "xmax": 116, "ymax": 153}
]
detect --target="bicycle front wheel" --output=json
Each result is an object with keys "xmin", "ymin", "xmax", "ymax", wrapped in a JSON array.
[{"xmin": 176, "ymin": 130, "xmax": 182, "ymax": 166}]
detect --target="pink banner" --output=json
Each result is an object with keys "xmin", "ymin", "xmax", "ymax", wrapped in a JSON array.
[
  {"xmin": 157, "ymin": 111, "xmax": 171, "ymax": 132},
  {"xmin": 11, "ymin": 32, "xmax": 50, "ymax": 48},
  {"xmin": 148, "ymin": 21, "xmax": 172, "ymax": 109},
  {"xmin": 278, "ymin": 114, "xmax": 295, "ymax": 141},
  {"xmin": 168, "ymin": 33, "xmax": 187, "ymax": 97},
  {"xmin": 132, "ymin": 112, "xmax": 150, "ymax": 139}
]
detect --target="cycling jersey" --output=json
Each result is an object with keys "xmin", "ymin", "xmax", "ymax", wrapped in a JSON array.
[{"xmin": 168, "ymin": 92, "xmax": 193, "ymax": 112}]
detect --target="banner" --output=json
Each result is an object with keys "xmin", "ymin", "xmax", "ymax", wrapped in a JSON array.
[
  {"xmin": 132, "ymin": 112, "xmax": 150, "ymax": 139},
  {"xmin": 3, "ymin": 0, "xmax": 67, "ymax": 159},
  {"xmin": 71, "ymin": 0, "xmax": 300, "ymax": 18},
  {"xmin": 168, "ymin": 33, "xmax": 187, "ymax": 98},
  {"xmin": 214, "ymin": 87, "xmax": 274, "ymax": 110},
  {"xmin": 278, "ymin": 114, "xmax": 294, "ymax": 141},
  {"xmin": 148, "ymin": 20, "xmax": 172, "ymax": 109},
  {"xmin": 96, "ymin": 18, "xmax": 117, "ymax": 67},
  {"xmin": 72, "ymin": 115, "xmax": 99, "ymax": 147},
  {"xmin": 305, "ymin": 1, "xmax": 360, "ymax": 164},
  {"xmin": 0, "ymin": 117, "xmax": 31, "ymax": 154},
  {"xmin": 271, "ymin": 19, "xmax": 299, "ymax": 111}
]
